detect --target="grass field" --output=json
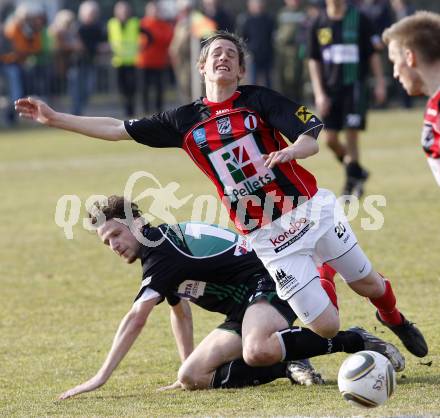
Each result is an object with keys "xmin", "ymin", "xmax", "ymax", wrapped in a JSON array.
[{"xmin": 1, "ymin": 109, "xmax": 440, "ymax": 417}]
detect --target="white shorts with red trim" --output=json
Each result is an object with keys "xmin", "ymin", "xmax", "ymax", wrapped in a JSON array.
[{"xmin": 248, "ymin": 188, "xmax": 372, "ymax": 324}]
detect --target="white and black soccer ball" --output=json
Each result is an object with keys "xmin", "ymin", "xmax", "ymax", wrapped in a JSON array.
[{"xmin": 338, "ymin": 350, "xmax": 396, "ymax": 408}]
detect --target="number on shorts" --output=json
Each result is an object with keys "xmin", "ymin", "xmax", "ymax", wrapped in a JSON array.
[{"xmin": 335, "ymin": 221, "xmax": 346, "ymax": 239}]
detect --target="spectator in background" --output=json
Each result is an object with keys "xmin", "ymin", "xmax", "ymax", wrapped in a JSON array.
[
  {"xmin": 359, "ymin": 0, "xmax": 393, "ymax": 50},
  {"xmin": 308, "ymin": 0, "xmax": 386, "ymax": 197},
  {"xmin": 201, "ymin": 0, "xmax": 234, "ymax": 32},
  {"xmin": 32, "ymin": 8, "xmax": 52, "ymax": 100},
  {"xmin": 108, "ymin": 1, "xmax": 139, "ymax": 117},
  {"xmin": 237, "ymin": 0, "xmax": 275, "ymax": 88},
  {"xmin": 71, "ymin": 0, "xmax": 106, "ymax": 115},
  {"xmin": 389, "ymin": 0, "xmax": 415, "ymax": 108},
  {"xmin": 169, "ymin": 0, "xmax": 193, "ymax": 103},
  {"xmin": 137, "ymin": 1, "xmax": 174, "ymax": 114},
  {"xmin": 1, "ymin": 2, "xmax": 43, "ymax": 124},
  {"xmin": 49, "ymin": 10, "xmax": 82, "ymax": 96},
  {"xmin": 275, "ymin": 0, "xmax": 307, "ymax": 102}
]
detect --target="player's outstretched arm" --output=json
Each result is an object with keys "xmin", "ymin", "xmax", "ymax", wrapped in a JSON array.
[
  {"xmin": 263, "ymin": 134, "xmax": 319, "ymax": 169},
  {"xmin": 15, "ymin": 97, "xmax": 130, "ymax": 141},
  {"xmin": 58, "ymin": 298, "xmax": 158, "ymax": 400},
  {"xmin": 169, "ymin": 299, "xmax": 194, "ymax": 362}
]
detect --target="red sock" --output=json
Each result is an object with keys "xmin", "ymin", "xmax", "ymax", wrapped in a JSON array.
[
  {"xmin": 318, "ymin": 264, "xmax": 338, "ymax": 310},
  {"xmin": 318, "ymin": 263, "xmax": 337, "ymax": 281},
  {"xmin": 369, "ymin": 278, "xmax": 403, "ymax": 326}
]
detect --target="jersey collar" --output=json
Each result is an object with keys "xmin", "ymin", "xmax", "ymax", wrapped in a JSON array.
[{"xmin": 202, "ymin": 90, "xmax": 241, "ymax": 107}]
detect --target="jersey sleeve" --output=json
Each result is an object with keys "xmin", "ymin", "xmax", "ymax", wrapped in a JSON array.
[
  {"xmin": 124, "ymin": 109, "xmax": 183, "ymax": 148},
  {"xmin": 257, "ymin": 87, "xmax": 324, "ymax": 142}
]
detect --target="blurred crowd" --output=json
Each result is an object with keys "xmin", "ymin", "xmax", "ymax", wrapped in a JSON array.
[{"xmin": 0, "ymin": 0, "xmax": 418, "ymax": 126}]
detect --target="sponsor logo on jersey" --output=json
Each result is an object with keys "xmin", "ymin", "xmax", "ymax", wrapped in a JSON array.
[
  {"xmin": 270, "ymin": 219, "xmax": 314, "ymax": 253},
  {"xmin": 208, "ymin": 134, "xmax": 275, "ymax": 202},
  {"xmin": 244, "ymin": 114, "xmax": 258, "ymax": 131},
  {"xmin": 216, "ymin": 116, "xmax": 232, "ymax": 135},
  {"xmin": 177, "ymin": 280, "xmax": 206, "ymax": 299},
  {"xmin": 216, "ymin": 108, "xmax": 230, "ymax": 115},
  {"xmin": 193, "ymin": 127, "xmax": 207, "ymax": 147},
  {"xmin": 318, "ymin": 27, "xmax": 332, "ymax": 45},
  {"xmin": 222, "ymin": 145, "xmax": 257, "ymax": 183},
  {"xmin": 295, "ymin": 106, "xmax": 313, "ymax": 124}
]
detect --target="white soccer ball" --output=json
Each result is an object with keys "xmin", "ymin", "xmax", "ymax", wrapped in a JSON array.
[{"xmin": 338, "ymin": 350, "xmax": 396, "ymax": 408}]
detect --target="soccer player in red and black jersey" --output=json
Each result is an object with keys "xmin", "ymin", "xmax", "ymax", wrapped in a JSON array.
[
  {"xmin": 383, "ymin": 11, "xmax": 440, "ymax": 186},
  {"xmin": 15, "ymin": 31, "xmax": 427, "ymax": 358}
]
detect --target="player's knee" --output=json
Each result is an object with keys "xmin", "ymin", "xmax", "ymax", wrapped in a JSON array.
[
  {"xmin": 177, "ymin": 365, "xmax": 198, "ymax": 390},
  {"xmin": 349, "ymin": 270, "xmax": 385, "ymax": 298},
  {"xmin": 243, "ymin": 338, "xmax": 279, "ymax": 366},
  {"xmin": 309, "ymin": 306, "xmax": 340, "ymax": 338}
]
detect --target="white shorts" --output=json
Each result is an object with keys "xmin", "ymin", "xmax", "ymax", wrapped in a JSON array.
[{"xmin": 248, "ymin": 188, "xmax": 372, "ymax": 324}]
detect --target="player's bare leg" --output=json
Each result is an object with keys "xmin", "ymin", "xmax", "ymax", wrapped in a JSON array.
[
  {"xmin": 343, "ymin": 128, "xmax": 369, "ymax": 197},
  {"xmin": 177, "ymin": 329, "xmax": 242, "ymax": 390}
]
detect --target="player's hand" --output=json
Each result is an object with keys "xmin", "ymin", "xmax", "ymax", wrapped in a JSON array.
[
  {"xmin": 14, "ymin": 97, "xmax": 56, "ymax": 125},
  {"xmin": 315, "ymin": 94, "xmax": 331, "ymax": 117},
  {"xmin": 156, "ymin": 380, "xmax": 183, "ymax": 392},
  {"xmin": 263, "ymin": 148, "xmax": 296, "ymax": 169},
  {"xmin": 58, "ymin": 376, "xmax": 105, "ymax": 400}
]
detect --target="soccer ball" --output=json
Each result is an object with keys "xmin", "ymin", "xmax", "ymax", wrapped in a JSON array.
[{"xmin": 338, "ymin": 350, "xmax": 396, "ymax": 408}]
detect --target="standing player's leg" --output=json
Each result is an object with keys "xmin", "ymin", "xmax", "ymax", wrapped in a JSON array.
[
  {"xmin": 315, "ymin": 202, "xmax": 428, "ymax": 358},
  {"xmin": 324, "ymin": 129, "xmax": 346, "ymax": 163},
  {"xmin": 342, "ymin": 83, "xmax": 369, "ymax": 197}
]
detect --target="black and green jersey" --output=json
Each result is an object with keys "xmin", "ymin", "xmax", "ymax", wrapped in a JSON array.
[
  {"xmin": 308, "ymin": 7, "xmax": 375, "ymax": 90},
  {"xmin": 134, "ymin": 222, "xmax": 266, "ymax": 316}
]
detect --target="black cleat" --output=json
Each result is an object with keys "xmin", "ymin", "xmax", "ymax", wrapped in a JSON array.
[
  {"xmin": 286, "ymin": 359, "xmax": 325, "ymax": 386},
  {"xmin": 342, "ymin": 168, "xmax": 369, "ymax": 198},
  {"xmin": 348, "ymin": 326, "xmax": 405, "ymax": 372},
  {"xmin": 376, "ymin": 311, "xmax": 428, "ymax": 358}
]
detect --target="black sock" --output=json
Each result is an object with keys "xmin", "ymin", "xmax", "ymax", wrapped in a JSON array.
[
  {"xmin": 345, "ymin": 161, "xmax": 363, "ymax": 177},
  {"xmin": 277, "ymin": 327, "xmax": 364, "ymax": 361},
  {"xmin": 210, "ymin": 358, "xmax": 287, "ymax": 388}
]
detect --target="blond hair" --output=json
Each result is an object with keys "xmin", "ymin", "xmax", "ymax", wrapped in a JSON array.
[{"xmin": 383, "ymin": 11, "xmax": 440, "ymax": 64}]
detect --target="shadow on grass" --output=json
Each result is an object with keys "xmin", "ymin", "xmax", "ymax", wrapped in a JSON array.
[{"xmin": 397, "ymin": 373, "xmax": 440, "ymax": 386}]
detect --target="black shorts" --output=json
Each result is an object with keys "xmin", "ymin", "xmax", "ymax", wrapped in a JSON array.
[
  {"xmin": 217, "ymin": 273, "xmax": 297, "ymax": 336},
  {"xmin": 323, "ymin": 82, "xmax": 369, "ymax": 131}
]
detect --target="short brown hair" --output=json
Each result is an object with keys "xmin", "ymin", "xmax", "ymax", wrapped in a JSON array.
[
  {"xmin": 198, "ymin": 31, "xmax": 247, "ymax": 70},
  {"xmin": 88, "ymin": 195, "xmax": 142, "ymax": 225},
  {"xmin": 382, "ymin": 11, "xmax": 440, "ymax": 64}
]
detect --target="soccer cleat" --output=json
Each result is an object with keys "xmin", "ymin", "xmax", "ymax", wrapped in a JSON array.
[
  {"xmin": 348, "ymin": 326, "xmax": 406, "ymax": 372},
  {"xmin": 342, "ymin": 168, "xmax": 369, "ymax": 198},
  {"xmin": 376, "ymin": 311, "xmax": 428, "ymax": 358},
  {"xmin": 286, "ymin": 359, "xmax": 325, "ymax": 386}
]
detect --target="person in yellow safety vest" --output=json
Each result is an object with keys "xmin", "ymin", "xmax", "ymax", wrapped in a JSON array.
[{"xmin": 107, "ymin": 1, "xmax": 139, "ymax": 116}]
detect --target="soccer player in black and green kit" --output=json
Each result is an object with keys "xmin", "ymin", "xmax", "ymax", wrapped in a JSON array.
[{"xmin": 58, "ymin": 195, "xmax": 404, "ymax": 400}]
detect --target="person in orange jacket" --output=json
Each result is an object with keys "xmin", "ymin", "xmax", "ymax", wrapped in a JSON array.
[{"xmin": 137, "ymin": 2, "xmax": 174, "ymax": 113}]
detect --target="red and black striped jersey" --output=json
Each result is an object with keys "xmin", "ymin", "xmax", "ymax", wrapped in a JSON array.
[
  {"xmin": 124, "ymin": 85, "xmax": 323, "ymax": 234},
  {"xmin": 422, "ymin": 89, "xmax": 440, "ymax": 159}
]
